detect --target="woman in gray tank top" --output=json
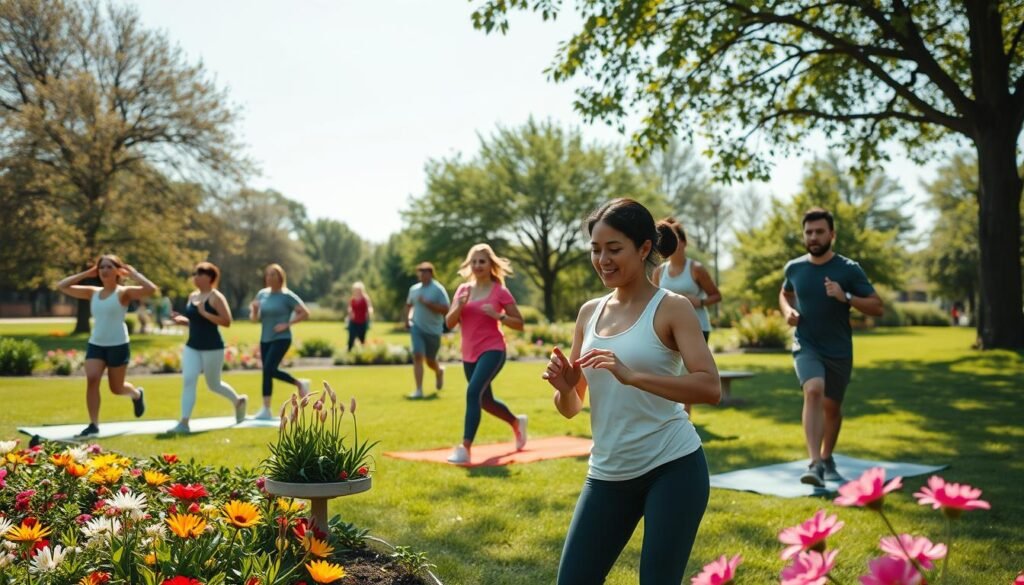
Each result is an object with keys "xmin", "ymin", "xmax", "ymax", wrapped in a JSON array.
[
  {"xmin": 57, "ymin": 254, "xmax": 158, "ymax": 437},
  {"xmin": 542, "ymin": 199, "xmax": 721, "ymax": 585}
]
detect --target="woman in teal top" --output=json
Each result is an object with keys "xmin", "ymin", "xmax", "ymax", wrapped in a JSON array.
[{"xmin": 249, "ymin": 263, "xmax": 310, "ymax": 419}]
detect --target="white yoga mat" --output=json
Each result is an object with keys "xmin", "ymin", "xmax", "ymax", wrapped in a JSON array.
[
  {"xmin": 709, "ymin": 454, "xmax": 948, "ymax": 498},
  {"xmin": 19, "ymin": 416, "xmax": 280, "ymax": 441}
]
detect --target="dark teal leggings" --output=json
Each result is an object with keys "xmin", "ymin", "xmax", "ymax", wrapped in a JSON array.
[{"xmin": 557, "ymin": 448, "xmax": 710, "ymax": 585}]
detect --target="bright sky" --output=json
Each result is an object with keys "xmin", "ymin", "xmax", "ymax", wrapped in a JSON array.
[{"xmin": 128, "ymin": 0, "xmax": 938, "ymax": 245}]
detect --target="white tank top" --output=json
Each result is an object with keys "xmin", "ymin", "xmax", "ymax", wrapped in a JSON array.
[
  {"xmin": 89, "ymin": 288, "xmax": 130, "ymax": 347},
  {"xmin": 659, "ymin": 259, "xmax": 711, "ymax": 332},
  {"xmin": 581, "ymin": 288, "xmax": 702, "ymax": 481}
]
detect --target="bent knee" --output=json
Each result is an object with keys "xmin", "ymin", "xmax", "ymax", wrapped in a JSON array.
[{"xmin": 802, "ymin": 379, "xmax": 826, "ymax": 397}]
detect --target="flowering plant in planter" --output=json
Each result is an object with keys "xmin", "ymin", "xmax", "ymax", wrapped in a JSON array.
[
  {"xmin": 263, "ymin": 382, "xmax": 377, "ymax": 484},
  {"xmin": 690, "ymin": 467, "xmax": 1003, "ymax": 584}
]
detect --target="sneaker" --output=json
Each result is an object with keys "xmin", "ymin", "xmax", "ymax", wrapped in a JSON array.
[
  {"xmin": 253, "ymin": 407, "xmax": 275, "ymax": 421},
  {"xmin": 446, "ymin": 444, "xmax": 470, "ymax": 465},
  {"xmin": 800, "ymin": 461, "xmax": 825, "ymax": 487},
  {"xmin": 76, "ymin": 423, "xmax": 99, "ymax": 437},
  {"xmin": 407, "ymin": 389, "xmax": 425, "ymax": 399},
  {"xmin": 234, "ymin": 395, "xmax": 249, "ymax": 424},
  {"xmin": 132, "ymin": 388, "xmax": 146, "ymax": 418},
  {"xmin": 167, "ymin": 421, "xmax": 190, "ymax": 434},
  {"xmin": 514, "ymin": 414, "xmax": 528, "ymax": 451},
  {"xmin": 298, "ymin": 379, "xmax": 311, "ymax": 398},
  {"xmin": 822, "ymin": 457, "xmax": 844, "ymax": 482},
  {"xmin": 435, "ymin": 367, "xmax": 445, "ymax": 391}
]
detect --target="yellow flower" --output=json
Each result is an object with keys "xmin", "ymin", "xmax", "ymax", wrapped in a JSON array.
[
  {"xmin": 143, "ymin": 470, "xmax": 171, "ymax": 486},
  {"xmin": 166, "ymin": 513, "xmax": 206, "ymax": 539},
  {"xmin": 5, "ymin": 520, "xmax": 52, "ymax": 544},
  {"xmin": 277, "ymin": 497, "xmax": 305, "ymax": 513},
  {"xmin": 144, "ymin": 552, "xmax": 157, "ymax": 565},
  {"xmin": 302, "ymin": 534, "xmax": 336, "ymax": 558},
  {"xmin": 89, "ymin": 453, "xmax": 125, "ymax": 469},
  {"xmin": 5, "ymin": 452, "xmax": 32, "ymax": 465},
  {"xmin": 222, "ymin": 500, "xmax": 262, "ymax": 528},
  {"xmin": 89, "ymin": 466, "xmax": 124, "ymax": 485},
  {"xmin": 66, "ymin": 462, "xmax": 90, "ymax": 478},
  {"xmin": 306, "ymin": 559, "xmax": 346, "ymax": 583}
]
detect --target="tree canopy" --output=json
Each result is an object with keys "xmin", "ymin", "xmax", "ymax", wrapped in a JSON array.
[{"xmin": 472, "ymin": 0, "xmax": 1024, "ymax": 348}]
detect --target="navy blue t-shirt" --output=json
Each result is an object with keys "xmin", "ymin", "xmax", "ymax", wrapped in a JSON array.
[{"xmin": 782, "ymin": 254, "xmax": 876, "ymax": 358}]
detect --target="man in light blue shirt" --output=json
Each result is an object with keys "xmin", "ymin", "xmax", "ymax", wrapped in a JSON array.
[{"xmin": 405, "ymin": 262, "xmax": 450, "ymax": 399}]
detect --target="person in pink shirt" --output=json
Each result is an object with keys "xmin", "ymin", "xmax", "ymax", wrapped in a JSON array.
[{"xmin": 444, "ymin": 243, "xmax": 528, "ymax": 464}]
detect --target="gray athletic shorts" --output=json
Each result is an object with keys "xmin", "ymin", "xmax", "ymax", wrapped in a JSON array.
[
  {"xmin": 410, "ymin": 325, "xmax": 441, "ymax": 360},
  {"xmin": 793, "ymin": 346, "xmax": 852, "ymax": 403}
]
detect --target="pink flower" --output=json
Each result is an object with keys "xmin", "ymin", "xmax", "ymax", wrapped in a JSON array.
[
  {"xmin": 913, "ymin": 476, "xmax": 991, "ymax": 518},
  {"xmin": 779, "ymin": 510, "xmax": 845, "ymax": 560},
  {"xmin": 691, "ymin": 554, "xmax": 742, "ymax": 585},
  {"xmin": 834, "ymin": 467, "xmax": 902, "ymax": 509},
  {"xmin": 878, "ymin": 534, "xmax": 946, "ymax": 570},
  {"xmin": 781, "ymin": 550, "xmax": 838, "ymax": 585},
  {"xmin": 859, "ymin": 556, "xmax": 922, "ymax": 585},
  {"xmin": 0, "ymin": 468, "xmax": 6, "ymax": 489},
  {"xmin": 1015, "ymin": 571, "xmax": 1024, "ymax": 585}
]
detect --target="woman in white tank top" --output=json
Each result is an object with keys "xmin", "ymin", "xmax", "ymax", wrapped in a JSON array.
[
  {"xmin": 542, "ymin": 199, "xmax": 721, "ymax": 585},
  {"xmin": 57, "ymin": 254, "xmax": 158, "ymax": 437}
]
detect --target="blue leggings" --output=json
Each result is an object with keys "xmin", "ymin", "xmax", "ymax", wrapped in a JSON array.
[
  {"xmin": 557, "ymin": 448, "xmax": 710, "ymax": 585},
  {"xmin": 260, "ymin": 339, "xmax": 297, "ymax": 397},
  {"xmin": 461, "ymin": 350, "xmax": 516, "ymax": 442}
]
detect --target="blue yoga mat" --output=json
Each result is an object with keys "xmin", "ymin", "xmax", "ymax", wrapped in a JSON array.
[{"xmin": 709, "ymin": 454, "xmax": 948, "ymax": 498}]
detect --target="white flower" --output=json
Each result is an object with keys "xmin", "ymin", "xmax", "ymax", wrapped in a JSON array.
[
  {"xmin": 81, "ymin": 516, "xmax": 122, "ymax": 540},
  {"xmin": 66, "ymin": 445, "xmax": 91, "ymax": 463},
  {"xmin": 0, "ymin": 517, "xmax": 13, "ymax": 538},
  {"xmin": 29, "ymin": 544, "xmax": 67, "ymax": 574},
  {"xmin": 0, "ymin": 552, "xmax": 15, "ymax": 568},
  {"xmin": 108, "ymin": 490, "xmax": 148, "ymax": 517},
  {"xmin": 145, "ymin": 523, "xmax": 168, "ymax": 539},
  {"xmin": 0, "ymin": 441, "xmax": 17, "ymax": 455}
]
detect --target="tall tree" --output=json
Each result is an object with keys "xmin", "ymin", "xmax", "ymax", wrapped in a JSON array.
[
  {"xmin": 405, "ymin": 118, "xmax": 663, "ymax": 321},
  {"xmin": 731, "ymin": 161, "xmax": 905, "ymax": 308},
  {"xmin": 290, "ymin": 215, "xmax": 366, "ymax": 304},
  {"xmin": 0, "ymin": 0, "xmax": 247, "ymax": 332},
  {"xmin": 472, "ymin": 0, "xmax": 1024, "ymax": 349}
]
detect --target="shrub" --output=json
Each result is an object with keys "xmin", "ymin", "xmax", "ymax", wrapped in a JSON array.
[
  {"xmin": 124, "ymin": 314, "xmax": 138, "ymax": 335},
  {"xmin": 517, "ymin": 305, "xmax": 545, "ymax": 325},
  {"xmin": 305, "ymin": 305, "xmax": 345, "ymax": 321},
  {"xmin": 297, "ymin": 337, "xmax": 336, "ymax": 358},
  {"xmin": 336, "ymin": 341, "xmax": 411, "ymax": 365},
  {"xmin": 0, "ymin": 337, "xmax": 41, "ymax": 376},
  {"xmin": 735, "ymin": 309, "xmax": 791, "ymax": 349},
  {"xmin": 525, "ymin": 322, "xmax": 574, "ymax": 347},
  {"xmin": 897, "ymin": 302, "xmax": 950, "ymax": 326}
]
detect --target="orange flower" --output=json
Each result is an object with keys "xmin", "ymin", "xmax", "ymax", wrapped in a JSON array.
[
  {"xmin": 222, "ymin": 500, "xmax": 261, "ymax": 529},
  {"xmin": 306, "ymin": 559, "xmax": 346, "ymax": 583},
  {"xmin": 78, "ymin": 571, "xmax": 111, "ymax": 585},
  {"xmin": 66, "ymin": 462, "xmax": 90, "ymax": 477},
  {"xmin": 5, "ymin": 519, "xmax": 52, "ymax": 544},
  {"xmin": 89, "ymin": 466, "xmax": 124, "ymax": 485},
  {"xmin": 50, "ymin": 453, "xmax": 74, "ymax": 468},
  {"xmin": 302, "ymin": 534, "xmax": 336, "ymax": 558},
  {"xmin": 165, "ymin": 513, "xmax": 206, "ymax": 539}
]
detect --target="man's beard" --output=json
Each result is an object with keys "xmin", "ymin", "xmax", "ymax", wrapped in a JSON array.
[{"xmin": 805, "ymin": 240, "xmax": 832, "ymax": 257}]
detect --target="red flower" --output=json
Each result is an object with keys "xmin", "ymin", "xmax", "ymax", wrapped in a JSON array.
[
  {"xmin": 161, "ymin": 577, "xmax": 203, "ymax": 585},
  {"xmin": 246, "ymin": 578, "xmax": 261, "ymax": 585},
  {"xmin": 187, "ymin": 502, "xmax": 201, "ymax": 514},
  {"xmin": 293, "ymin": 518, "xmax": 327, "ymax": 541},
  {"xmin": 338, "ymin": 470, "xmax": 348, "ymax": 480},
  {"xmin": 166, "ymin": 483, "xmax": 209, "ymax": 501},
  {"xmin": 161, "ymin": 453, "xmax": 180, "ymax": 465},
  {"xmin": 357, "ymin": 466, "xmax": 368, "ymax": 477},
  {"xmin": 81, "ymin": 572, "xmax": 112, "ymax": 585}
]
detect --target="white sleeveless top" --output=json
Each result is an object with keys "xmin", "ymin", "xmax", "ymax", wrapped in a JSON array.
[
  {"xmin": 89, "ymin": 288, "xmax": 130, "ymax": 347},
  {"xmin": 581, "ymin": 288, "xmax": 702, "ymax": 481},
  {"xmin": 659, "ymin": 259, "xmax": 711, "ymax": 332}
]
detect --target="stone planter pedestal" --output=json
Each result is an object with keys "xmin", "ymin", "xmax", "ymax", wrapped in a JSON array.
[{"xmin": 264, "ymin": 477, "xmax": 371, "ymax": 530}]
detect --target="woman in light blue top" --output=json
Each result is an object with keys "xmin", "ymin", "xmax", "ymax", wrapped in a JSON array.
[
  {"xmin": 542, "ymin": 199, "xmax": 721, "ymax": 585},
  {"xmin": 57, "ymin": 254, "xmax": 158, "ymax": 437},
  {"xmin": 249, "ymin": 263, "xmax": 310, "ymax": 419}
]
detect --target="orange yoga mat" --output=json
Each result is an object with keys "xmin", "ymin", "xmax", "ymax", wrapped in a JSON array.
[{"xmin": 384, "ymin": 436, "xmax": 593, "ymax": 467}]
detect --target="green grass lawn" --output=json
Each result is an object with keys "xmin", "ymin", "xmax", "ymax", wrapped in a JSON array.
[
  {"xmin": 0, "ymin": 326, "xmax": 1020, "ymax": 583},
  {"xmin": 1, "ymin": 319, "xmax": 412, "ymax": 355}
]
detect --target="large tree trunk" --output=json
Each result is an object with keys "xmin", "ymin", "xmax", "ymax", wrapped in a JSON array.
[{"xmin": 974, "ymin": 127, "xmax": 1024, "ymax": 349}]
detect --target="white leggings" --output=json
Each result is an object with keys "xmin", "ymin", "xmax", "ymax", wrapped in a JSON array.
[{"xmin": 181, "ymin": 346, "xmax": 240, "ymax": 419}]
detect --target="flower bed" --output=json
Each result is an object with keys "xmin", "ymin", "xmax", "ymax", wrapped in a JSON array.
[{"xmin": 0, "ymin": 440, "xmax": 435, "ymax": 584}]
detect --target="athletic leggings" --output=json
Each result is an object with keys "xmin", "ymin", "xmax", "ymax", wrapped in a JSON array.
[
  {"xmin": 181, "ymin": 346, "xmax": 240, "ymax": 419},
  {"xmin": 557, "ymin": 448, "xmax": 710, "ymax": 585},
  {"xmin": 260, "ymin": 339, "xmax": 297, "ymax": 397},
  {"xmin": 461, "ymin": 350, "xmax": 516, "ymax": 442}
]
